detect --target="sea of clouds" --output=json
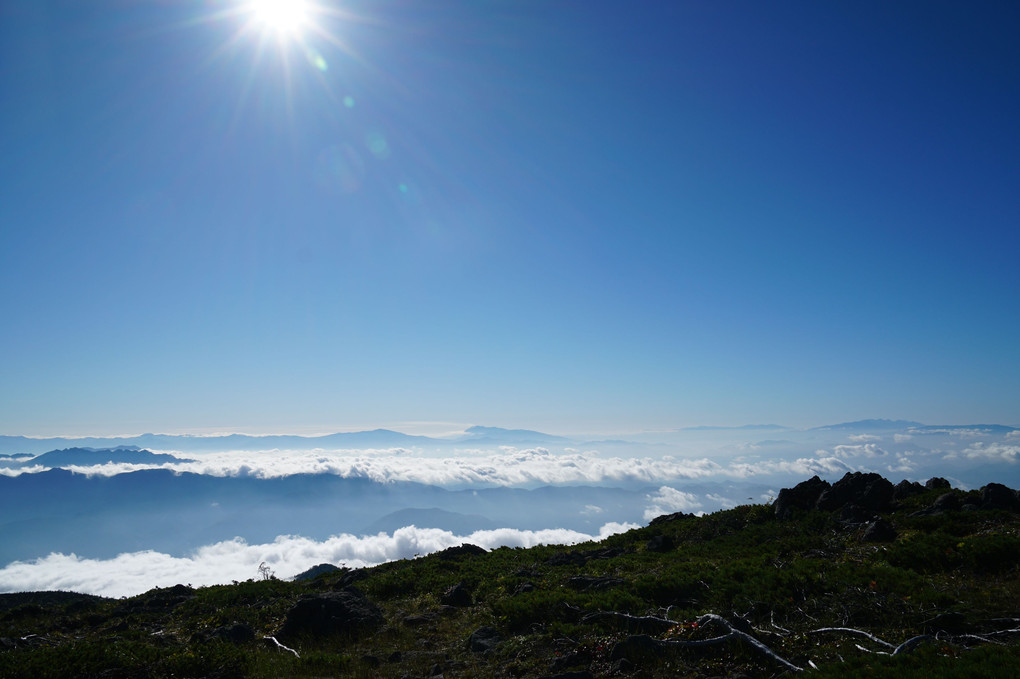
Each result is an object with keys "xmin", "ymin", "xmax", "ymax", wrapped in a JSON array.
[
  {"xmin": 0, "ymin": 446, "xmax": 858, "ymax": 487},
  {"xmin": 0, "ymin": 522, "xmax": 637, "ymax": 598},
  {"xmin": 2, "ymin": 427, "xmax": 1018, "ymax": 598}
]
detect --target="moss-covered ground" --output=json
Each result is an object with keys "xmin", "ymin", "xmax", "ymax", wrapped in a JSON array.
[{"xmin": 2, "ymin": 484, "xmax": 1018, "ymax": 678}]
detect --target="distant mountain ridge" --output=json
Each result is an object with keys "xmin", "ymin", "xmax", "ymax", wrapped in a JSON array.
[
  {"xmin": 0, "ymin": 426, "xmax": 577, "ymax": 456},
  {"xmin": 21, "ymin": 447, "xmax": 193, "ymax": 468},
  {"xmin": 3, "ymin": 420, "xmax": 1018, "ymax": 456},
  {"xmin": 681, "ymin": 424, "xmax": 788, "ymax": 431},
  {"xmin": 0, "ymin": 430, "xmax": 442, "ymax": 455},
  {"xmin": 457, "ymin": 426, "xmax": 569, "ymax": 444},
  {"xmin": 812, "ymin": 419, "xmax": 925, "ymax": 431}
]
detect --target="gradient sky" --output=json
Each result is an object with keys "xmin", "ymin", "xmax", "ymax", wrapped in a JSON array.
[{"xmin": 2, "ymin": 1, "xmax": 1018, "ymax": 436}]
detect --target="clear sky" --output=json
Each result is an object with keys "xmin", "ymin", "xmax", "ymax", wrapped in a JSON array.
[{"xmin": 2, "ymin": 0, "xmax": 1018, "ymax": 436}]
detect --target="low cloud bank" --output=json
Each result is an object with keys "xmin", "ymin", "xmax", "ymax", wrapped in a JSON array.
[
  {"xmin": 1, "ymin": 448, "xmax": 727, "ymax": 486},
  {"xmin": 643, "ymin": 486, "xmax": 702, "ymax": 520},
  {"xmin": 0, "ymin": 522, "xmax": 637, "ymax": 598}
]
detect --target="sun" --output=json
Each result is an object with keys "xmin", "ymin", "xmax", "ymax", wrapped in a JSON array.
[{"xmin": 249, "ymin": 0, "xmax": 310, "ymax": 37}]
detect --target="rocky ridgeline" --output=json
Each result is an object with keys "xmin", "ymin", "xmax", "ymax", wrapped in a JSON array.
[{"xmin": 773, "ymin": 471, "xmax": 1020, "ymax": 541}]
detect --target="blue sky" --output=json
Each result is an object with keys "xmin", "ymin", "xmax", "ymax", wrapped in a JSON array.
[{"xmin": 2, "ymin": 0, "xmax": 1018, "ymax": 436}]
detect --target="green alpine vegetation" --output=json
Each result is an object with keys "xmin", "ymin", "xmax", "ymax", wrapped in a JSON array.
[{"xmin": 2, "ymin": 473, "xmax": 1019, "ymax": 678}]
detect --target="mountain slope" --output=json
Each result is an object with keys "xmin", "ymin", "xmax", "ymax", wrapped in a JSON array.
[{"xmin": 2, "ymin": 473, "xmax": 1018, "ymax": 678}]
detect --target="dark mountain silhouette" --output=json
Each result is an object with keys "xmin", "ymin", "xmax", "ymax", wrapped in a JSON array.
[
  {"xmin": 25, "ymin": 447, "xmax": 193, "ymax": 467},
  {"xmin": 458, "ymin": 426, "xmax": 570, "ymax": 444},
  {"xmin": 913, "ymin": 424, "xmax": 1019, "ymax": 434},
  {"xmin": 0, "ymin": 428, "xmax": 558, "ymax": 455},
  {"xmin": 812, "ymin": 419, "xmax": 925, "ymax": 431}
]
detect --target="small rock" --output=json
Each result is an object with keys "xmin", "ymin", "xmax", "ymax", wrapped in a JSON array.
[
  {"xmin": 862, "ymin": 518, "xmax": 897, "ymax": 542},
  {"xmin": 403, "ymin": 613, "xmax": 438, "ymax": 627},
  {"xmin": 933, "ymin": 492, "xmax": 961, "ymax": 512},
  {"xmin": 513, "ymin": 581, "xmax": 536, "ymax": 595},
  {"xmin": 550, "ymin": 649, "xmax": 592, "ymax": 672},
  {"xmin": 567, "ymin": 576, "xmax": 624, "ymax": 592},
  {"xmin": 210, "ymin": 623, "xmax": 256, "ymax": 644},
  {"xmin": 440, "ymin": 582, "xmax": 472, "ymax": 607},
  {"xmin": 467, "ymin": 626, "xmax": 502, "ymax": 653},
  {"xmin": 645, "ymin": 534, "xmax": 675, "ymax": 552},
  {"xmin": 546, "ymin": 551, "xmax": 587, "ymax": 567},
  {"xmin": 610, "ymin": 657, "xmax": 635, "ymax": 674},
  {"xmin": 610, "ymin": 634, "xmax": 663, "ymax": 661},
  {"xmin": 278, "ymin": 589, "xmax": 384, "ymax": 641},
  {"xmin": 922, "ymin": 611, "xmax": 969, "ymax": 634}
]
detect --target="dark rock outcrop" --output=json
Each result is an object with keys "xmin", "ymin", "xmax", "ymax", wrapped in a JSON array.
[
  {"xmin": 278, "ymin": 589, "xmax": 383, "ymax": 640},
  {"xmin": 292, "ymin": 563, "xmax": 341, "ymax": 581},
  {"xmin": 894, "ymin": 479, "xmax": 925, "ymax": 500},
  {"xmin": 433, "ymin": 544, "xmax": 487, "ymax": 560},
  {"xmin": 981, "ymin": 483, "xmax": 1020, "ymax": 511},
  {"xmin": 773, "ymin": 475, "xmax": 830, "ymax": 519},
  {"xmin": 816, "ymin": 472, "xmax": 895, "ymax": 512},
  {"xmin": 648, "ymin": 511, "xmax": 689, "ymax": 525},
  {"xmin": 925, "ymin": 477, "xmax": 951, "ymax": 491}
]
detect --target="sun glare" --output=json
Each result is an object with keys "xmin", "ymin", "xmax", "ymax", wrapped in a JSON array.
[{"xmin": 250, "ymin": 0, "xmax": 309, "ymax": 36}]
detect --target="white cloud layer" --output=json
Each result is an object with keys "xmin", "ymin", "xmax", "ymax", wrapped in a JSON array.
[
  {"xmin": 643, "ymin": 486, "xmax": 702, "ymax": 520},
  {"xmin": 958, "ymin": 442, "xmax": 1020, "ymax": 463},
  {"xmin": 2, "ymin": 448, "xmax": 731, "ymax": 487},
  {"xmin": 0, "ymin": 522, "xmax": 638, "ymax": 599}
]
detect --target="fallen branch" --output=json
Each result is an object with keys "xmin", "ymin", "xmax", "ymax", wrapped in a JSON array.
[
  {"xmin": 893, "ymin": 635, "xmax": 933, "ymax": 655},
  {"xmin": 263, "ymin": 636, "xmax": 300, "ymax": 658},
  {"xmin": 808, "ymin": 627, "xmax": 896, "ymax": 650},
  {"xmin": 581, "ymin": 609, "xmax": 675, "ymax": 633},
  {"xmin": 986, "ymin": 628, "xmax": 1020, "ymax": 637}
]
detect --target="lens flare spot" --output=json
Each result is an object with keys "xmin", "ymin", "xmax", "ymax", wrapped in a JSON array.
[
  {"xmin": 343, "ymin": 95, "xmax": 355, "ymax": 108},
  {"xmin": 365, "ymin": 131, "xmax": 390, "ymax": 159},
  {"xmin": 304, "ymin": 47, "xmax": 328, "ymax": 71},
  {"xmin": 313, "ymin": 144, "xmax": 366, "ymax": 194}
]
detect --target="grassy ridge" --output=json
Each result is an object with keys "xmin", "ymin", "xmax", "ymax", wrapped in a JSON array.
[{"xmin": 2, "ymin": 482, "xmax": 1019, "ymax": 678}]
